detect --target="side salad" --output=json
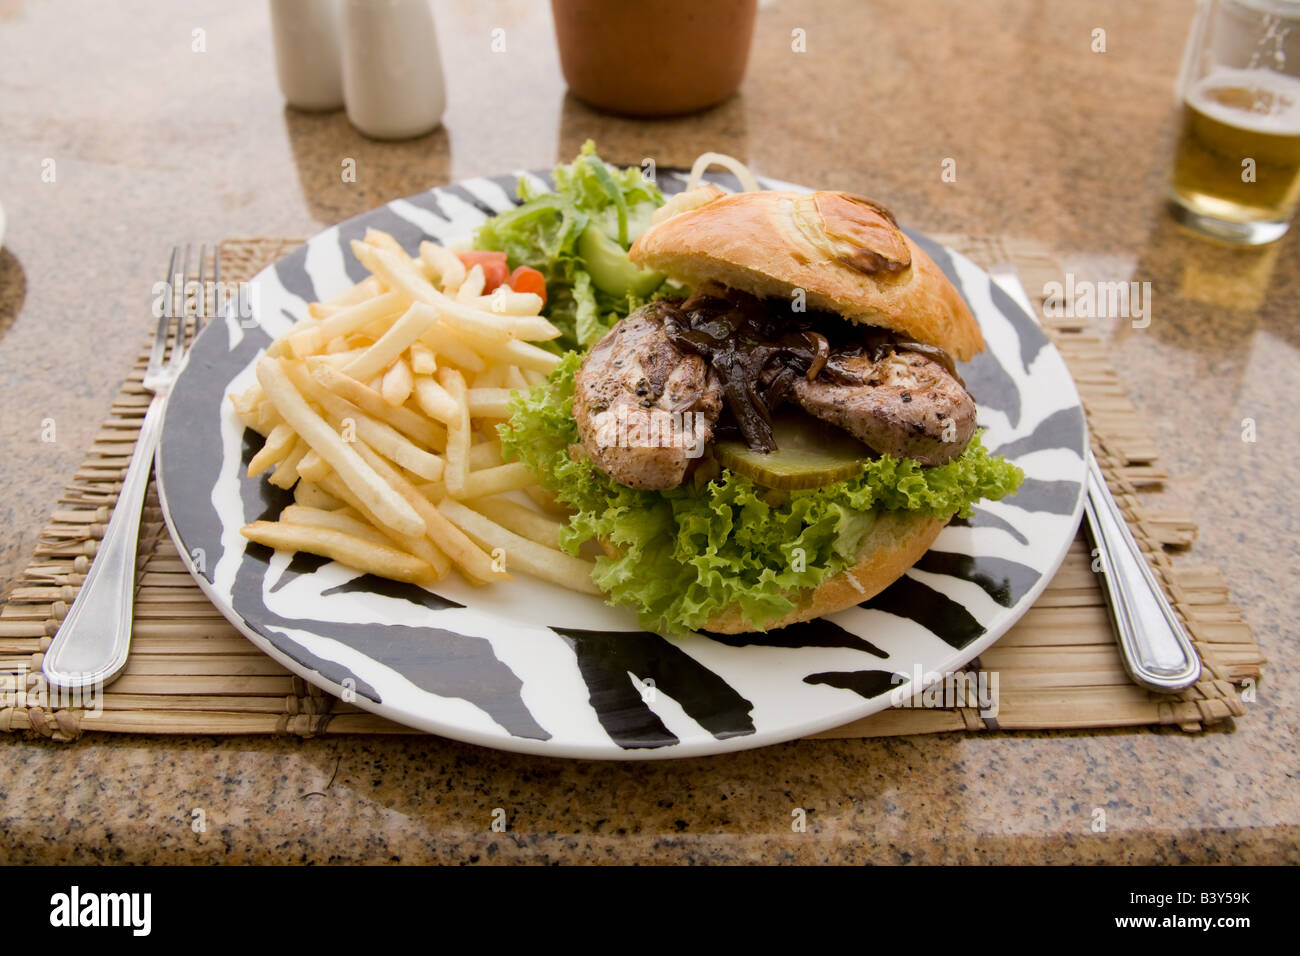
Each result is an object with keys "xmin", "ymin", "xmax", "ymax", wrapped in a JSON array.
[{"xmin": 472, "ymin": 140, "xmax": 669, "ymax": 351}]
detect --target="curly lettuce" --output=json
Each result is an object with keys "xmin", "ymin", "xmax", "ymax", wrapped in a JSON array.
[
  {"xmin": 473, "ymin": 140, "xmax": 663, "ymax": 351},
  {"xmin": 499, "ymin": 354, "xmax": 1025, "ymax": 634}
]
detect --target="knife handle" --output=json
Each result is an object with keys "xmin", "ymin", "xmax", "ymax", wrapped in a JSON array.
[{"xmin": 1083, "ymin": 450, "xmax": 1201, "ymax": 692}]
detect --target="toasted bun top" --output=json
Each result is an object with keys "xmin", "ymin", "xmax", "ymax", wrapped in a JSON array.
[{"xmin": 629, "ymin": 187, "xmax": 985, "ymax": 362}]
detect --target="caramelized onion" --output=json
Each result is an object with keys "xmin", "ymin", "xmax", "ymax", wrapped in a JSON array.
[
  {"xmin": 660, "ymin": 288, "xmax": 962, "ymax": 453},
  {"xmin": 804, "ymin": 331, "xmax": 830, "ymax": 380}
]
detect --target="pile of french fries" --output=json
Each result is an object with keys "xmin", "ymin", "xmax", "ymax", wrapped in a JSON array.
[{"xmin": 229, "ymin": 229, "xmax": 600, "ymax": 596}]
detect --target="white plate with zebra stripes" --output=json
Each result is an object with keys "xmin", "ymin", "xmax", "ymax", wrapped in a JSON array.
[{"xmin": 157, "ymin": 170, "xmax": 1087, "ymax": 759}]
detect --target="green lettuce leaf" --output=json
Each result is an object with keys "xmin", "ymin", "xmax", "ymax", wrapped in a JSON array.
[
  {"xmin": 499, "ymin": 353, "xmax": 1026, "ymax": 634},
  {"xmin": 571, "ymin": 269, "xmax": 601, "ymax": 348},
  {"xmin": 473, "ymin": 140, "xmax": 664, "ymax": 351}
]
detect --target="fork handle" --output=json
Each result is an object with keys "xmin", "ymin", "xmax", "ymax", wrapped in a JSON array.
[
  {"xmin": 42, "ymin": 394, "xmax": 167, "ymax": 689},
  {"xmin": 1083, "ymin": 450, "xmax": 1201, "ymax": 692}
]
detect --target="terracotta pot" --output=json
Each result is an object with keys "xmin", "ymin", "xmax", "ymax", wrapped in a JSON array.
[{"xmin": 551, "ymin": 0, "xmax": 758, "ymax": 117}]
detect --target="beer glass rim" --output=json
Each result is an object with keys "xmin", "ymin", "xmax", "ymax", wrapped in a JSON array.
[{"xmin": 1228, "ymin": 0, "xmax": 1300, "ymax": 18}]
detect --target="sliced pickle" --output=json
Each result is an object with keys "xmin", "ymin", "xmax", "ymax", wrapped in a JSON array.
[{"xmin": 714, "ymin": 412, "xmax": 871, "ymax": 490}]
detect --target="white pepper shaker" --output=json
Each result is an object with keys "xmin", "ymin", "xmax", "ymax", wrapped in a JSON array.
[
  {"xmin": 341, "ymin": 0, "xmax": 446, "ymax": 139},
  {"xmin": 269, "ymin": 0, "xmax": 345, "ymax": 111}
]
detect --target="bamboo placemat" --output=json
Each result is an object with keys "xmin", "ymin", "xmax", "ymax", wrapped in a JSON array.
[{"xmin": 0, "ymin": 236, "xmax": 1264, "ymax": 741}]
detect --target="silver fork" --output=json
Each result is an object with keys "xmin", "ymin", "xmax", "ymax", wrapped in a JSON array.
[
  {"xmin": 43, "ymin": 244, "xmax": 217, "ymax": 690},
  {"xmin": 988, "ymin": 262, "xmax": 1201, "ymax": 693}
]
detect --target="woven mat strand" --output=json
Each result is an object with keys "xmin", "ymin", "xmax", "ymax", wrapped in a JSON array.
[{"xmin": 0, "ymin": 236, "xmax": 1265, "ymax": 741}]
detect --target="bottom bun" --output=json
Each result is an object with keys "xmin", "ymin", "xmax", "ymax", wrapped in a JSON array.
[{"xmin": 704, "ymin": 511, "xmax": 949, "ymax": 634}]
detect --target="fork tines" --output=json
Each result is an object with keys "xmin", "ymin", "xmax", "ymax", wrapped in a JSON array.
[{"xmin": 150, "ymin": 243, "xmax": 220, "ymax": 381}]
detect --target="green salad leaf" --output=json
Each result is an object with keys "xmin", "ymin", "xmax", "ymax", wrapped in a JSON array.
[
  {"xmin": 499, "ymin": 354, "xmax": 1027, "ymax": 635},
  {"xmin": 473, "ymin": 141, "xmax": 664, "ymax": 351}
]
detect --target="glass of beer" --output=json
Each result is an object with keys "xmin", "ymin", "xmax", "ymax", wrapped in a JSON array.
[{"xmin": 1167, "ymin": 0, "xmax": 1300, "ymax": 244}]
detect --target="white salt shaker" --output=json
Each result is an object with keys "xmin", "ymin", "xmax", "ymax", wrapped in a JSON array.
[
  {"xmin": 269, "ymin": 0, "xmax": 345, "ymax": 111},
  {"xmin": 341, "ymin": 0, "xmax": 446, "ymax": 139}
]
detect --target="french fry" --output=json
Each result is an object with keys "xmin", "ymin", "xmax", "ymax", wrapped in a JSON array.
[
  {"xmin": 473, "ymin": 420, "xmax": 502, "ymax": 442},
  {"xmin": 409, "ymin": 341, "xmax": 437, "ymax": 375},
  {"xmin": 420, "ymin": 461, "xmax": 534, "ymax": 501},
  {"xmin": 525, "ymin": 484, "xmax": 575, "ymax": 517},
  {"xmin": 350, "ymin": 241, "xmax": 422, "ymax": 293},
  {"xmin": 437, "ymin": 367, "xmax": 471, "ymax": 497},
  {"xmin": 468, "ymin": 439, "xmax": 503, "ymax": 470},
  {"xmin": 442, "ymin": 321, "xmax": 561, "ymax": 373},
  {"xmin": 412, "ymin": 374, "xmax": 459, "ymax": 424},
  {"xmin": 310, "ymin": 276, "xmax": 382, "ymax": 318},
  {"xmin": 473, "ymin": 290, "xmax": 547, "ymax": 317},
  {"xmin": 351, "ymin": 441, "xmax": 504, "ymax": 584},
  {"xmin": 280, "ymin": 505, "xmax": 393, "ymax": 548},
  {"xmin": 456, "ymin": 264, "xmax": 486, "ymax": 300},
  {"xmin": 363, "ymin": 228, "xmax": 411, "ymax": 262},
  {"xmin": 279, "ymin": 356, "xmax": 332, "ymax": 404},
  {"xmin": 504, "ymin": 366, "xmax": 529, "ymax": 391},
  {"xmin": 466, "ymin": 387, "xmax": 513, "ymax": 419},
  {"xmin": 358, "ymin": 317, "xmax": 393, "ymax": 341},
  {"xmin": 290, "ymin": 290, "xmax": 407, "ymax": 358},
  {"xmin": 315, "ymin": 392, "xmax": 445, "ymax": 481},
  {"xmin": 417, "ymin": 323, "xmax": 487, "ymax": 373},
  {"xmin": 472, "ymin": 363, "xmax": 506, "ymax": 389},
  {"xmin": 267, "ymin": 314, "xmax": 322, "ymax": 357},
  {"xmin": 230, "ymin": 386, "xmax": 287, "ymax": 437},
  {"xmin": 247, "ymin": 422, "xmax": 296, "ymax": 477},
  {"xmin": 419, "ymin": 240, "xmax": 466, "ymax": 292},
  {"xmin": 268, "ymin": 438, "xmax": 309, "ymax": 489},
  {"xmin": 254, "ymin": 402, "xmax": 285, "ymax": 435},
  {"xmin": 294, "ymin": 479, "xmax": 343, "ymax": 511},
  {"xmin": 229, "ymin": 385, "xmax": 264, "ymax": 428},
  {"xmin": 465, "ymin": 496, "xmax": 565, "ymax": 550},
  {"xmin": 381, "ymin": 356, "xmax": 414, "ymax": 407},
  {"xmin": 309, "ymin": 348, "xmax": 367, "ymax": 369},
  {"xmin": 315, "ymin": 471, "xmax": 451, "ymax": 579},
  {"xmin": 256, "ymin": 357, "xmax": 425, "ymax": 537},
  {"xmin": 240, "ymin": 520, "xmax": 438, "ymax": 587},
  {"xmin": 442, "ymin": 302, "xmax": 558, "ymax": 342},
  {"xmin": 466, "ymin": 461, "xmax": 535, "ymax": 498},
  {"xmin": 310, "ymin": 361, "xmax": 446, "ymax": 450},
  {"xmin": 437, "ymin": 499, "xmax": 599, "ymax": 594},
  {"xmin": 341, "ymin": 301, "xmax": 439, "ymax": 383},
  {"xmin": 296, "ymin": 448, "xmax": 331, "ymax": 483},
  {"xmin": 235, "ymin": 409, "xmax": 275, "ymax": 438}
]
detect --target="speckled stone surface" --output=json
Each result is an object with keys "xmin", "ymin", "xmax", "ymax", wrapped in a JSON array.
[{"xmin": 0, "ymin": 0, "xmax": 1296, "ymax": 864}]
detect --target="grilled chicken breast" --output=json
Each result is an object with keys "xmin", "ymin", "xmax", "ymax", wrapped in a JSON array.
[
  {"xmin": 573, "ymin": 302, "xmax": 724, "ymax": 491},
  {"xmin": 792, "ymin": 348, "xmax": 976, "ymax": 465}
]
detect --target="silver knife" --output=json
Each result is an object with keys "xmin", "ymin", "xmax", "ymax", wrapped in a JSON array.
[{"xmin": 988, "ymin": 263, "xmax": 1201, "ymax": 693}]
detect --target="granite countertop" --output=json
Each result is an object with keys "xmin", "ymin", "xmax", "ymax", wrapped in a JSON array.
[{"xmin": 1, "ymin": 0, "xmax": 1296, "ymax": 864}]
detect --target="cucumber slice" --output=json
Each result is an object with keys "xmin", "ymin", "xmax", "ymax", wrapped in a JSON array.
[
  {"xmin": 594, "ymin": 202, "xmax": 657, "ymax": 245},
  {"xmin": 578, "ymin": 224, "xmax": 665, "ymax": 298},
  {"xmin": 715, "ymin": 412, "xmax": 871, "ymax": 490}
]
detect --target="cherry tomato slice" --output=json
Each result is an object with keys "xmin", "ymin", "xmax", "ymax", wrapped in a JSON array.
[
  {"xmin": 508, "ymin": 265, "xmax": 547, "ymax": 304},
  {"xmin": 455, "ymin": 250, "xmax": 510, "ymax": 292}
]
